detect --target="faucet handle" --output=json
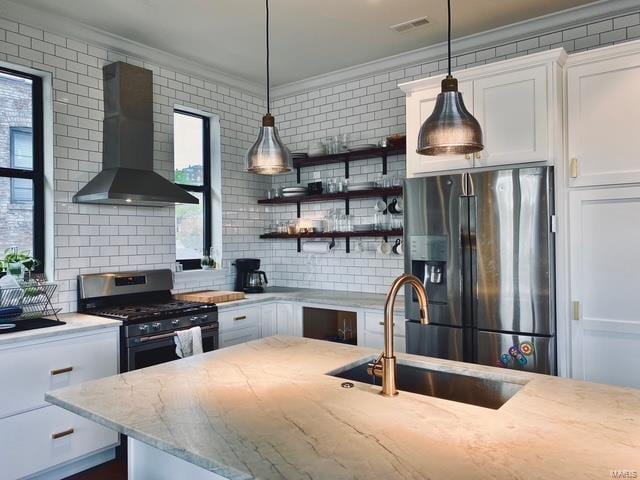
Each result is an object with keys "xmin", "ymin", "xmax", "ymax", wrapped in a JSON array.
[{"xmin": 367, "ymin": 353, "xmax": 384, "ymax": 378}]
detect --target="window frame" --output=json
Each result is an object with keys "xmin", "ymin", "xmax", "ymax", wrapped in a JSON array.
[
  {"xmin": 0, "ymin": 66, "xmax": 44, "ymax": 272},
  {"xmin": 10, "ymin": 127, "xmax": 34, "ymax": 204},
  {"xmin": 173, "ymin": 109, "xmax": 212, "ymax": 271}
]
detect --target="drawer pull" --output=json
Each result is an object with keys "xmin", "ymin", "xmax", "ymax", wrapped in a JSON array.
[
  {"xmin": 378, "ymin": 321, "xmax": 395, "ymax": 327},
  {"xmin": 50, "ymin": 366, "xmax": 73, "ymax": 376},
  {"xmin": 233, "ymin": 315, "xmax": 247, "ymax": 321},
  {"xmin": 52, "ymin": 428, "xmax": 75, "ymax": 440}
]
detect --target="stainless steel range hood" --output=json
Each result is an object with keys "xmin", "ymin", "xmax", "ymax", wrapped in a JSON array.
[{"xmin": 73, "ymin": 62, "xmax": 198, "ymax": 207}]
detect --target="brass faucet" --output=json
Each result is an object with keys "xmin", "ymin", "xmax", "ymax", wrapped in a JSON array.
[{"xmin": 368, "ymin": 274, "xmax": 430, "ymax": 396}]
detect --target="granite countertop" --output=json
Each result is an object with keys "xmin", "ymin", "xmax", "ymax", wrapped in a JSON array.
[
  {"xmin": 213, "ymin": 287, "xmax": 404, "ymax": 312},
  {"xmin": 0, "ymin": 313, "xmax": 121, "ymax": 347},
  {"xmin": 46, "ymin": 336, "xmax": 640, "ymax": 479}
]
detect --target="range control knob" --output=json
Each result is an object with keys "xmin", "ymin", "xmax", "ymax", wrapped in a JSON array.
[
  {"xmin": 190, "ymin": 316, "xmax": 199, "ymax": 324},
  {"xmin": 151, "ymin": 322, "xmax": 161, "ymax": 331},
  {"xmin": 138, "ymin": 324, "xmax": 149, "ymax": 333},
  {"xmin": 171, "ymin": 319, "xmax": 180, "ymax": 327},
  {"xmin": 199, "ymin": 315, "xmax": 208, "ymax": 322}
]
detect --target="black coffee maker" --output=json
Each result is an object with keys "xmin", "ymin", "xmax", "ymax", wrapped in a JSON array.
[{"xmin": 233, "ymin": 258, "xmax": 268, "ymax": 293}]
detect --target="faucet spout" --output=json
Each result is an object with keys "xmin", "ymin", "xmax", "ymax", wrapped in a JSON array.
[{"xmin": 368, "ymin": 274, "xmax": 430, "ymax": 396}]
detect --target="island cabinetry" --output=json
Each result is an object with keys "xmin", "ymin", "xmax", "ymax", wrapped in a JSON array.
[{"xmin": 0, "ymin": 327, "xmax": 119, "ymax": 479}]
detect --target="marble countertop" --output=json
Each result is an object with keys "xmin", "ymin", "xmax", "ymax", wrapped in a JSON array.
[
  {"xmin": 46, "ymin": 336, "xmax": 640, "ymax": 479},
  {"xmin": 214, "ymin": 287, "xmax": 403, "ymax": 312},
  {"xmin": 0, "ymin": 313, "xmax": 121, "ymax": 347}
]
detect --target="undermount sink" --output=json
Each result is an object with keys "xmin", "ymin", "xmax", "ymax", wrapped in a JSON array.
[{"xmin": 330, "ymin": 360, "xmax": 524, "ymax": 409}]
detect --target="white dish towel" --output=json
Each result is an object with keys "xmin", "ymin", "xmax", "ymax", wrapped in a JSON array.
[{"xmin": 174, "ymin": 326, "xmax": 203, "ymax": 358}]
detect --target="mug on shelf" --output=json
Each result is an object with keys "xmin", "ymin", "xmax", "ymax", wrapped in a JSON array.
[
  {"xmin": 377, "ymin": 239, "xmax": 391, "ymax": 256},
  {"xmin": 392, "ymin": 239, "xmax": 403, "ymax": 255}
]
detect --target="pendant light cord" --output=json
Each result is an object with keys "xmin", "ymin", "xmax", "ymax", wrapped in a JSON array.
[
  {"xmin": 266, "ymin": 0, "xmax": 270, "ymax": 114},
  {"xmin": 447, "ymin": 0, "xmax": 451, "ymax": 76}
]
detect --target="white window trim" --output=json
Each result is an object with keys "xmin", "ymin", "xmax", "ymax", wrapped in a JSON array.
[{"xmin": 172, "ymin": 105, "xmax": 222, "ymax": 277}]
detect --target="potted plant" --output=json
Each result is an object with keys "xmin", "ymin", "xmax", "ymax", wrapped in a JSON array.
[{"xmin": 2, "ymin": 248, "xmax": 40, "ymax": 281}]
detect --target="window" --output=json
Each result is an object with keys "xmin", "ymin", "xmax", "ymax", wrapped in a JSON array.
[
  {"xmin": 174, "ymin": 110, "xmax": 211, "ymax": 270},
  {"xmin": 0, "ymin": 66, "xmax": 44, "ymax": 270},
  {"xmin": 10, "ymin": 128, "xmax": 33, "ymax": 203}
]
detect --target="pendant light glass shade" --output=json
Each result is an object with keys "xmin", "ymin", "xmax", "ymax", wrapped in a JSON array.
[
  {"xmin": 245, "ymin": 114, "xmax": 292, "ymax": 174},
  {"xmin": 416, "ymin": 0, "xmax": 483, "ymax": 156},
  {"xmin": 245, "ymin": 0, "xmax": 292, "ymax": 175},
  {"xmin": 417, "ymin": 76, "xmax": 483, "ymax": 156}
]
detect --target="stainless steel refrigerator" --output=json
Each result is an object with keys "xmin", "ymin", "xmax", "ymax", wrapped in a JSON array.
[{"xmin": 404, "ymin": 166, "xmax": 556, "ymax": 374}]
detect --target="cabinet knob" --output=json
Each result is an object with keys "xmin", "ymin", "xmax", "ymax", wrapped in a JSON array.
[
  {"xmin": 464, "ymin": 153, "xmax": 470, "ymax": 160},
  {"xmin": 474, "ymin": 151, "xmax": 482, "ymax": 160}
]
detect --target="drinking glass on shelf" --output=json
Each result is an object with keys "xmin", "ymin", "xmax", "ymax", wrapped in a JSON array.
[
  {"xmin": 391, "ymin": 215, "xmax": 403, "ymax": 230},
  {"xmin": 327, "ymin": 178, "xmax": 338, "ymax": 194},
  {"xmin": 374, "ymin": 212, "xmax": 390, "ymax": 231},
  {"xmin": 339, "ymin": 133, "xmax": 350, "ymax": 152},
  {"xmin": 324, "ymin": 137, "xmax": 334, "ymax": 155},
  {"xmin": 338, "ymin": 178, "xmax": 349, "ymax": 193}
]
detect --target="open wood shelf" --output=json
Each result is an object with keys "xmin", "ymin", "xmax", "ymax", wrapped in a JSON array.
[
  {"xmin": 257, "ymin": 186, "xmax": 402, "ymax": 205},
  {"xmin": 293, "ymin": 144, "xmax": 405, "ymax": 169},
  {"xmin": 260, "ymin": 229, "xmax": 403, "ymax": 240}
]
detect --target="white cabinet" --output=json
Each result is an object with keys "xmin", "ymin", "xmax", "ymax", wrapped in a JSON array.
[
  {"xmin": 400, "ymin": 49, "xmax": 565, "ymax": 177},
  {"xmin": 567, "ymin": 45, "xmax": 640, "ymax": 187},
  {"xmin": 360, "ymin": 311, "xmax": 406, "ymax": 353},
  {"xmin": 275, "ymin": 302, "xmax": 301, "ymax": 337},
  {"xmin": 568, "ymin": 186, "xmax": 640, "ymax": 388},
  {"xmin": 0, "ymin": 328, "xmax": 119, "ymax": 479},
  {"xmin": 0, "ymin": 330, "xmax": 118, "ymax": 419},
  {"xmin": 473, "ymin": 65, "xmax": 549, "ymax": 167},
  {"xmin": 405, "ymin": 80, "xmax": 475, "ymax": 176},
  {"xmin": 0, "ymin": 403, "xmax": 118, "ymax": 480},
  {"xmin": 218, "ymin": 306, "xmax": 262, "ymax": 348},
  {"xmin": 260, "ymin": 303, "xmax": 277, "ymax": 338}
]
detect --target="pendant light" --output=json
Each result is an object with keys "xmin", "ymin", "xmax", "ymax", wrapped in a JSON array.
[
  {"xmin": 245, "ymin": 0, "xmax": 292, "ymax": 174},
  {"xmin": 417, "ymin": 0, "xmax": 483, "ymax": 156}
]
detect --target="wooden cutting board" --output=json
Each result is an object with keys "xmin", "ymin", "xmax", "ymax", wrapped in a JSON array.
[{"xmin": 174, "ymin": 290, "xmax": 245, "ymax": 304}]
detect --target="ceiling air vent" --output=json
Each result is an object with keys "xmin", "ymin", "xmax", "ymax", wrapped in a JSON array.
[{"xmin": 390, "ymin": 16, "xmax": 429, "ymax": 33}]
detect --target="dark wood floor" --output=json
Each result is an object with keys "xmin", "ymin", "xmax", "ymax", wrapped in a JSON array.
[{"xmin": 64, "ymin": 456, "xmax": 127, "ymax": 480}]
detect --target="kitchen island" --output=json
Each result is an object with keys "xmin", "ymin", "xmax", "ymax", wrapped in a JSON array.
[{"xmin": 46, "ymin": 336, "xmax": 640, "ymax": 479}]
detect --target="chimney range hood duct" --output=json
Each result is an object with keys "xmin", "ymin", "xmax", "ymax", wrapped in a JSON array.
[{"xmin": 73, "ymin": 62, "xmax": 198, "ymax": 206}]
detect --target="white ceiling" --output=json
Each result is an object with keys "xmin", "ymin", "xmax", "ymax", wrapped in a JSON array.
[{"xmin": 13, "ymin": 0, "xmax": 598, "ymax": 86}]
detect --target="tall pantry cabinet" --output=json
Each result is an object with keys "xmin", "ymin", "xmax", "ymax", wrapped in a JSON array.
[{"xmin": 566, "ymin": 41, "xmax": 640, "ymax": 389}]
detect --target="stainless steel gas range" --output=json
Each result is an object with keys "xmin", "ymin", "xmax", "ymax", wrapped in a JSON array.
[{"xmin": 77, "ymin": 269, "xmax": 218, "ymax": 371}]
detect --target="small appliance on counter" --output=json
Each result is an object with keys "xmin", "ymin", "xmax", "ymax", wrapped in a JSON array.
[{"xmin": 233, "ymin": 258, "xmax": 268, "ymax": 293}]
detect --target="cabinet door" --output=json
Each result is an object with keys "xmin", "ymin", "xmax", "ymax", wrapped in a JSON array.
[
  {"xmin": 361, "ymin": 312, "xmax": 406, "ymax": 353},
  {"xmin": 405, "ymin": 80, "xmax": 474, "ymax": 177},
  {"xmin": 218, "ymin": 306, "xmax": 261, "ymax": 348},
  {"xmin": 260, "ymin": 303, "xmax": 276, "ymax": 338},
  {"xmin": 568, "ymin": 52, "xmax": 640, "ymax": 187},
  {"xmin": 276, "ymin": 303, "xmax": 301, "ymax": 337},
  {"xmin": 569, "ymin": 187, "xmax": 640, "ymax": 388},
  {"xmin": 0, "ymin": 329, "xmax": 118, "ymax": 419},
  {"xmin": 473, "ymin": 65, "xmax": 549, "ymax": 167},
  {"xmin": 0, "ymin": 405, "xmax": 118, "ymax": 480}
]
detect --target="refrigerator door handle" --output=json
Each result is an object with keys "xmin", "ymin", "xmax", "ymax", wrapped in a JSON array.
[
  {"xmin": 461, "ymin": 172, "xmax": 468, "ymax": 197},
  {"xmin": 468, "ymin": 171, "xmax": 475, "ymax": 197}
]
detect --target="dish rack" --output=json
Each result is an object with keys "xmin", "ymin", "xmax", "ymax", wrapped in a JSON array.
[{"xmin": 0, "ymin": 282, "xmax": 61, "ymax": 322}]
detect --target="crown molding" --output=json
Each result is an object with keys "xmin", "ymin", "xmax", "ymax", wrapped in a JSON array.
[
  {"xmin": 271, "ymin": 0, "xmax": 640, "ymax": 99},
  {"xmin": 0, "ymin": 0, "xmax": 265, "ymax": 97}
]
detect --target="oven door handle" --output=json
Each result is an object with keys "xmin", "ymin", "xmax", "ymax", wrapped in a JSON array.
[{"xmin": 137, "ymin": 324, "xmax": 218, "ymax": 343}]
